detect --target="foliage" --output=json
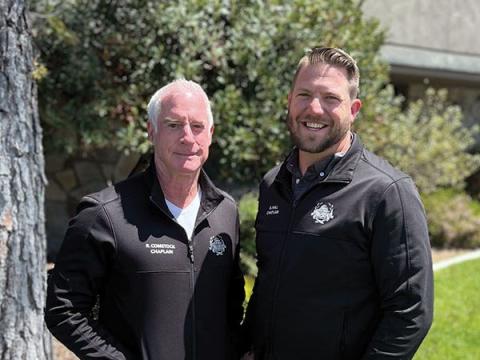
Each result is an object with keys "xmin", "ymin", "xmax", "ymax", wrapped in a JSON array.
[
  {"xmin": 422, "ymin": 189, "xmax": 480, "ymax": 248},
  {"xmin": 358, "ymin": 88, "xmax": 480, "ymax": 194},
  {"xmin": 244, "ymin": 275, "xmax": 255, "ymax": 304},
  {"xmin": 32, "ymin": 0, "xmax": 480, "ymax": 200},
  {"xmin": 414, "ymin": 259, "xmax": 480, "ymax": 359},
  {"xmin": 238, "ymin": 192, "xmax": 258, "ymax": 276},
  {"xmin": 31, "ymin": 0, "xmax": 387, "ymax": 183}
]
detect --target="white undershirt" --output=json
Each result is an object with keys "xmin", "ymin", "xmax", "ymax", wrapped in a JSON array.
[{"xmin": 165, "ymin": 188, "xmax": 202, "ymax": 240}]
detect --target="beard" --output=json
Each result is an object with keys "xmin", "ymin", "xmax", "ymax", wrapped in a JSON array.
[{"xmin": 287, "ymin": 111, "xmax": 350, "ymax": 154}]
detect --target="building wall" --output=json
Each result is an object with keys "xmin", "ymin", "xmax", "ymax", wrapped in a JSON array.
[
  {"xmin": 362, "ymin": 0, "xmax": 480, "ymax": 54},
  {"xmin": 363, "ymin": 0, "xmax": 480, "ymax": 144},
  {"xmin": 362, "ymin": 0, "xmax": 480, "ymax": 81}
]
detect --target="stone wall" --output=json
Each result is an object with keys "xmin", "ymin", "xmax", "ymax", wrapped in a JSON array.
[{"xmin": 45, "ymin": 148, "xmax": 140, "ymax": 261}]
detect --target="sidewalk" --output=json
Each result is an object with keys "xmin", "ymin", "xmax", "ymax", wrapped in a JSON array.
[{"xmin": 433, "ymin": 248, "xmax": 480, "ymax": 271}]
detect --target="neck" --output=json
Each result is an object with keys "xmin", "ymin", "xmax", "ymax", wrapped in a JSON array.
[
  {"xmin": 155, "ymin": 164, "xmax": 201, "ymax": 209},
  {"xmin": 298, "ymin": 131, "xmax": 352, "ymax": 175}
]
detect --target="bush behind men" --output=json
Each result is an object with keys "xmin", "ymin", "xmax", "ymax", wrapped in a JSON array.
[
  {"xmin": 242, "ymin": 47, "xmax": 433, "ymax": 359},
  {"xmin": 45, "ymin": 80, "xmax": 245, "ymax": 359}
]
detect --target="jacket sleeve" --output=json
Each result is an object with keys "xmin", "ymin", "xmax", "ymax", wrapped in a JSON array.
[
  {"xmin": 228, "ymin": 211, "xmax": 246, "ymax": 356},
  {"xmin": 45, "ymin": 196, "xmax": 134, "ymax": 360},
  {"xmin": 362, "ymin": 177, "xmax": 434, "ymax": 359}
]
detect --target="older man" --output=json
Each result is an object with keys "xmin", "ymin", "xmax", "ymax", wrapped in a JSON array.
[
  {"xmin": 45, "ymin": 80, "xmax": 245, "ymax": 360},
  {"xmin": 242, "ymin": 47, "xmax": 433, "ymax": 359}
]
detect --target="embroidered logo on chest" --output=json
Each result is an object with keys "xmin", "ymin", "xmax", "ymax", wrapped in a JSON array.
[
  {"xmin": 310, "ymin": 202, "xmax": 334, "ymax": 224},
  {"xmin": 209, "ymin": 235, "xmax": 227, "ymax": 256}
]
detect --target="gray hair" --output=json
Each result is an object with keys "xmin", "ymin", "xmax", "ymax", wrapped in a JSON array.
[{"xmin": 147, "ymin": 79, "xmax": 214, "ymax": 132}]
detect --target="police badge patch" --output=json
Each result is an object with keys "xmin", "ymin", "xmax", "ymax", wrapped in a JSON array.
[
  {"xmin": 310, "ymin": 202, "xmax": 334, "ymax": 224},
  {"xmin": 209, "ymin": 235, "xmax": 227, "ymax": 256}
]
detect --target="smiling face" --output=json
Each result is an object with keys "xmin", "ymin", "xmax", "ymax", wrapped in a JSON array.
[
  {"xmin": 287, "ymin": 63, "xmax": 362, "ymax": 160},
  {"xmin": 147, "ymin": 89, "xmax": 213, "ymax": 178}
]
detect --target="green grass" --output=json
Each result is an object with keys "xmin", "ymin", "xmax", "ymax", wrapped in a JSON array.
[{"xmin": 414, "ymin": 259, "xmax": 480, "ymax": 359}]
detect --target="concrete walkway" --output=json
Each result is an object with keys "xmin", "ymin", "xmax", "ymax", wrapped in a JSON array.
[{"xmin": 433, "ymin": 248, "xmax": 480, "ymax": 271}]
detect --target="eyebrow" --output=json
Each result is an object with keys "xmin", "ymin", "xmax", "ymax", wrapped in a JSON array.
[
  {"xmin": 295, "ymin": 87, "xmax": 311, "ymax": 93},
  {"xmin": 162, "ymin": 117, "xmax": 184, "ymax": 123}
]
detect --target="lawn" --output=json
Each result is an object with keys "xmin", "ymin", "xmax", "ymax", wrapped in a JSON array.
[{"xmin": 414, "ymin": 258, "xmax": 480, "ymax": 359}]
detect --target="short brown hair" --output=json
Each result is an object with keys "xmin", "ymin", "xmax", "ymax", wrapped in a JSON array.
[{"xmin": 292, "ymin": 47, "xmax": 360, "ymax": 99}]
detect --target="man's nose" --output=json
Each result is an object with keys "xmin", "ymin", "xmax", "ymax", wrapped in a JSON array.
[
  {"xmin": 180, "ymin": 124, "xmax": 195, "ymax": 144},
  {"xmin": 309, "ymin": 97, "xmax": 324, "ymax": 115}
]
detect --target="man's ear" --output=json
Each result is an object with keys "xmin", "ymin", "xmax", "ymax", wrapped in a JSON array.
[
  {"xmin": 350, "ymin": 99, "xmax": 362, "ymax": 121},
  {"xmin": 147, "ymin": 121, "xmax": 154, "ymax": 141},
  {"xmin": 207, "ymin": 124, "xmax": 214, "ymax": 146}
]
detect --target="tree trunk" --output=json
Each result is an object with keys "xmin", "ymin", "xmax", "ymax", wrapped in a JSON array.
[{"xmin": 0, "ymin": 0, "xmax": 52, "ymax": 359}]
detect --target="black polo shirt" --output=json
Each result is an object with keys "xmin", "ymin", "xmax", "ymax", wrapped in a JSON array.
[{"xmin": 286, "ymin": 149, "xmax": 347, "ymax": 201}]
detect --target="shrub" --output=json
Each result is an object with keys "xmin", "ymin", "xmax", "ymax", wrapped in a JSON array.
[
  {"xmin": 423, "ymin": 189, "xmax": 480, "ymax": 248},
  {"xmin": 31, "ymin": 0, "xmax": 388, "ymax": 184},
  {"xmin": 358, "ymin": 88, "xmax": 480, "ymax": 194},
  {"xmin": 238, "ymin": 192, "xmax": 258, "ymax": 276}
]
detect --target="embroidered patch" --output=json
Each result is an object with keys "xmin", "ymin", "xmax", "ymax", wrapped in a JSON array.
[
  {"xmin": 266, "ymin": 205, "xmax": 279, "ymax": 215},
  {"xmin": 310, "ymin": 202, "xmax": 334, "ymax": 224},
  {"xmin": 209, "ymin": 235, "xmax": 227, "ymax": 256},
  {"xmin": 145, "ymin": 243, "xmax": 175, "ymax": 255}
]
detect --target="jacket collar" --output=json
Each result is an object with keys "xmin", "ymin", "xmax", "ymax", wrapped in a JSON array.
[
  {"xmin": 274, "ymin": 133, "xmax": 364, "ymax": 190},
  {"xmin": 144, "ymin": 159, "xmax": 224, "ymax": 218},
  {"xmin": 324, "ymin": 133, "xmax": 364, "ymax": 183}
]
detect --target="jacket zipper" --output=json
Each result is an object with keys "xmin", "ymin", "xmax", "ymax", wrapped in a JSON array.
[
  {"xmin": 188, "ymin": 205, "xmax": 217, "ymax": 360},
  {"xmin": 187, "ymin": 239, "xmax": 197, "ymax": 360},
  {"xmin": 265, "ymin": 179, "xmax": 350, "ymax": 357},
  {"xmin": 150, "ymin": 196, "xmax": 219, "ymax": 360},
  {"xmin": 266, "ymin": 197, "xmax": 298, "ymax": 357}
]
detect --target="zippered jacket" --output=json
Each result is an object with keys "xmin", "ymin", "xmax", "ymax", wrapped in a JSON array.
[
  {"xmin": 45, "ymin": 163, "xmax": 245, "ymax": 359},
  {"xmin": 243, "ymin": 134, "xmax": 433, "ymax": 359}
]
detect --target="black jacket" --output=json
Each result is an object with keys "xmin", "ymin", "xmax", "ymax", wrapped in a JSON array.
[
  {"xmin": 244, "ymin": 135, "xmax": 433, "ymax": 359},
  {"xmin": 45, "ymin": 164, "xmax": 245, "ymax": 359}
]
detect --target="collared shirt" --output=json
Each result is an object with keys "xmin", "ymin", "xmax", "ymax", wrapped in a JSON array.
[{"xmin": 286, "ymin": 147, "xmax": 348, "ymax": 201}]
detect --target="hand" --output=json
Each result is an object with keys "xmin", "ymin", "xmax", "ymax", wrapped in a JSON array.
[{"xmin": 241, "ymin": 351, "xmax": 254, "ymax": 360}]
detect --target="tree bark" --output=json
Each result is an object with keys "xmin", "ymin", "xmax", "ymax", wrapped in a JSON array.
[{"xmin": 0, "ymin": 0, "xmax": 52, "ymax": 359}]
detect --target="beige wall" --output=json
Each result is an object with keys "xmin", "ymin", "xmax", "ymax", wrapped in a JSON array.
[{"xmin": 363, "ymin": 0, "xmax": 480, "ymax": 55}]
